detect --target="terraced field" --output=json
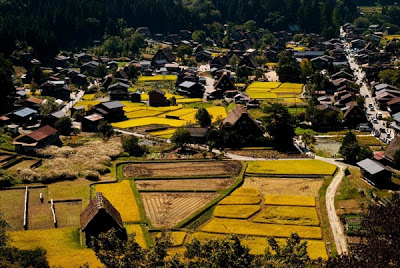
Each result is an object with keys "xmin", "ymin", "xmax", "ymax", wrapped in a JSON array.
[
  {"xmin": 123, "ymin": 161, "xmax": 242, "ymax": 178},
  {"xmin": 140, "ymin": 192, "xmax": 219, "ymax": 228},
  {"xmin": 135, "ymin": 178, "xmax": 235, "ymax": 191}
]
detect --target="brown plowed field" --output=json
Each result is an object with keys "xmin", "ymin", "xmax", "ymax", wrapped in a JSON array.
[
  {"xmin": 243, "ymin": 177, "xmax": 323, "ymax": 196},
  {"xmin": 123, "ymin": 161, "xmax": 242, "ymax": 178},
  {"xmin": 140, "ymin": 192, "xmax": 218, "ymax": 228},
  {"xmin": 136, "ymin": 178, "xmax": 234, "ymax": 191}
]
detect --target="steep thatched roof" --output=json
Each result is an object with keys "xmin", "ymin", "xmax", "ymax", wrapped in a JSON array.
[
  {"xmin": 80, "ymin": 192, "xmax": 123, "ymax": 231},
  {"xmin": 384, "ymin": 135, "xmax": 400, "ymax": 162}
]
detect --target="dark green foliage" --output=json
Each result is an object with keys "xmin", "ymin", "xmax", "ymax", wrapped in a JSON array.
[
  {"xmin": 394, "ymin": 150, "xmax": 400, "ymax": 169},
  {"xmin": 195, "ymin": 108, "xmax": 212, "ymax": 128},
  {"xmin": 121, "ymin": 135, "xmax": 147, "ymax": 157},
  {"xmin": 276, "ymin": 52, "xmax": 301, "ymax": 82},
  {"xmin": 94, "ymin": 64, "xmax": 107, "ymax": 78},
  {"xmin": 339, "ymin": 131, "xmax": 360, "ymax": 164},
  {"xmin": 0, "ymin": 54, "xmax": 15, "ymax": 114},
  {"xmin": 55, "ymin": 116, "xmax": 72, "ymax": 135},
  {"xmin": 0, "ymin": 127, "xmax": 15, "ymax": 151},
  {"xmin": 31, "ymin": 65, "xmax": 44, "ymax": 83},
  {"xmin": 39, "ymin": 97, "xmax": 59, "ymax": 115},
  {"xmin": 97, "ymin": 121, "xmax": 113, "ymax": 139},
  {"xmin": 171, "ymin": 127, "xmax": 191, "ymax": 149},
  {"xmin": 263, "ymin": 103, "xmax": 295, "ymax": 150}
]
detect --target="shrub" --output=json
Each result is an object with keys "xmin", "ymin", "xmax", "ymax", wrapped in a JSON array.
[{"xmin": 84, "ymin": 170, "xmax": 100, "ymax": 181}]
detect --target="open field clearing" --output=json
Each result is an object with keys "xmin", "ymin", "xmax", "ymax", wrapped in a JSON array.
[
  {"xmin": 359, "ymin": 6, "xmax": 382, "ymax": 14},
  {"xmin": 156, "ymin": 231, "xmax": 187, "ymax": 246},
  {"xmin": 201, "ymin": 218, "xmax": 322, "ymax": 239},
  {"xmin": 242, "ymin": 178, "xmax": 323, "ymax": 196},
  {"xmin": 125, "ymin": 224, "xmax": 147, "ymax": 248},
  {"xmin": 74, "ymin": 100, "xmax": 101, "ymax": 109},
  {"xmin": 140, "ymin": 192, "xmax": 219, "ymax": 228},
  {"xmin": 112, "ymin": 117, "xmax": 186, "ymax": 128},
  {"xmin": 96, "ymin": 180, "xmax": 141, "ymax": 222},
  {"xmin": 253, "ymin": 206, "xmax": 320, "ymax": 226},
  {"xmin": 53, "ymin": 201, "xmax": 82, "ymax": 228},
  {"xmin": 214, "ymin": 205, "xmax": 260, "ymax": 219},
  {"xmin": 9, "ymin": 227, "xmax": 101, "ymax": 268},
  {"xmin": 0, "ymin": 189, "xmax": 25, "ymax": 230},
  {"xmin": 135, "ymin": 178, "xmax": 235, "ymax": 191},
  {"xmin": 123, "ymin": 161, "xmax": 242, "ymax": 178},
  {"xmin": 176, "ymin": 98, "xmax": 203, "ymax": 103},
  {"xmin": 219, "ymin": 195, "xmax": 261, "ymax": 205},
  {"xmin": 246, "ymin": 160, "xmax": 337, "ymax": 176},
  {"xmin": 264, "ymin": 194, "xmax": 316, "ymax": 207},
  {"xmin": 230, "ymin": 187, "xmax": 260, "ymax": 196},
  {"xmin": 138, "ymin": 75, "xmax": 177, "ymax": 81}
]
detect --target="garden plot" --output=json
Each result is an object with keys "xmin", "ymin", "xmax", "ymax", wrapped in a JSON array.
[
  {"xmin": 53, "ymin": 201, "xmax": 82, "ymax": 228},
  {"xmin": 246, "ymin": 160, "xmax": 337, "ymax": 177},
  {"xmin": 9, "ymin": 227, "xmax": 101, "ymax": 268},
  {"xmin": 314, "ymin": 137, "xmax": 341, "ymax": 158},
  {"xmin": 135, "ymin": 178, "xmax": 235, "ymax": 191},
  {"xmin": 123, "ymin": 161, "xmax": 242, "ymax": 178},
  {"xmin": 96, "ymin": 180, "xmax": 141, "ymax": 223},
  {"xmin": 0, "ymin": 189, "xmax": 25, "ymax": 230},
  {"xmin": 140, "ymin": 192, "xmax": 219, "ymax": 228},
  {"xmin": 242, "ymin": 178, "xmax": 323, "ymax": 196}
]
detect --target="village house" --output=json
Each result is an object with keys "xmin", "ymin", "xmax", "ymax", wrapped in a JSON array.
[
  {"xmin": 13, "ymin": 125, "xmax": 59, "ymax": 154},
  {"xmin": 92, "ymin": 101, "xmax": 125, "ymax": 122},
  {"xmin": 187, "ymin": 127, "xmax": 208, "ymax": 144},
  {"xmin": 82, "ymin": 113, "xmax": 104, "ymax": 132},
  {"xmin": 342, "ymin": 103, "xmax": 367, "ymax": 129},
  {"xmin": 75, "ymin": 53, "xmax": 92, "ymax": 64},
  {"xmin": 177, "ymin": 81, "xmax": 205, "ymax": 98},
  {"xmin": 40, "ymin": 81, "xmax": 71, "ymax": 101},
  {"xmin": 7, "ymin": 107, "xmax": 39, "ymax": 126},
  {"xmin": 357, "ymin": 158, "xmax": 391, "ymax": 185},
  {"xmin": 14, "ymin": 96, "xmax": 43, "ymax": 110},
  {"xmin": 152, "ymin": 47, "xmax": 176, "ymax": 67},
  {"xmin": 80, "ymin": 61, "xmax": 100, "ymax": 76},
  {"xmin": 223, "ymin": 104, "xmax": 264, "ymax": 137},
  {"xmin": 149, "ymin": 89, "xmax": 167, "ymax": 107},
  {"xmin": 80, "ymin": 192, "xmax": 126, "ymax": 246},
  {"xmin": 108, "ymin": 82, "xmax": 130, "ymax": 101}
]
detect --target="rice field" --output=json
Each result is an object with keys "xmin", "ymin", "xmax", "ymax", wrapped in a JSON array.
[
  {"xmin": 263, "ymin": 195, "xmax": 316, "ymax": 207},
  {"xmin": 126, "ymin": 109, "xmax": 165, "ymax": 119},
  {"xmin": 246, "ymin": 160, "xmax": 337, "ymax": 176},
  {"xmin": 177, "ymin": 98, "xmax": 203, "ymax": 103},
  {"xmin": 201, "ymin": 218, "xmax": 322, "ymax": 239},
  {"xmin": 246, "ymin": 82, "xmax": 303, "ymax": 100},
  {"xmin": 230, "ymin": 188, "xmax": 260, "ymax": 197},
  {"xmin": 138, "ymin": 75, "xmax": 177, "ymax": 82},
  {"xmin": 253, "ymin": 206, "xmax": 320, "ymax": 226},
  {"xmin": 219, "ymin": 195, "xmax": 261, "ymax": 205},
  {"xmin": 156, "ymin": 231, "xmax": 187, "ymax": 246},
  {"xmin": 214, "ymin": 205, "xmax": 260, "ymax": 219},
  {"xmin": 9, "ymin": 228, "xmax": 101, "ymax": 268},
  {"xmin": 149, "ymin": 128, "xmax": 176, "ymax": 139},
  {"xmin": 74, "ymin": 100, "xmax": 101, "ymax": 109},
  {"xmin": 82, "ymin": 94, "xmax": 95, "ymax": 100},
  {"xmin": 96, "ymin": 180, "xmax": 141, "ymax": 222},
  {"xmin": 112, "ymin": 117, "xmax": 186, "ymax": 128},
  {"xmin": 125, "ymin": 224, "xmax": 147, "ymax": 248}
]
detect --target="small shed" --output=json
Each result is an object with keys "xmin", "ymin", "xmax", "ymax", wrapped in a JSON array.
[
  {"xmin": 149, "ymin": 89, "xmax": 167, "ymax": 107},
  {"xmin": 80, "ymin": 192, "xmax": 126, "ymax": 246},
  {"xmin": 357, "ymin": 158, "xmax": 391, "ymax": 183}
]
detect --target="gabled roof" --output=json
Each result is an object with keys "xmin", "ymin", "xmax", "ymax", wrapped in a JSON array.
[
  {"xmin": 100, "ymin": 101, "xmax": 124, "ymax": 110},
  {"xmin": 384, "ymin": 135, "xmax": 400, "ymax": 162},
  {"xmin": 223, "ymin": 104, "xmax": 263, "ymax": 134},
  {"xmin": 51, "ymin": 110, "xmax": 67, "ymax": 119},
  {"xmin": 80, "ymin": 192, "xmax": 124, "ymax": 231},
  {"xmin": 27, "ymin": 125, "xmax": 57, "ymax": 141},
  {"xmin": 13, "ymin": 107, "xmax": 37, "ymax": 118},
  {"xmin": 179, "ymin": 81, "xmax": 196, "ymax": 88},
  {"xmin": 160, "ymin": 47, "xmax": 176, "ymax": 62},
  {"xmin": 149, "ymin": 89, "xmax": 166, "ymax": 96},
  {"xmin": 108, "ymin": 82, "xmax": 130, "ymax": 90},
  {"xmin": 357, "ymin": 158, "xmax": 386, "ymax": 175}
]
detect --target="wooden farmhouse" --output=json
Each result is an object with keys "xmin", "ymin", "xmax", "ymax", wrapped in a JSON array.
[
  {"xmin": 80, "ymin": 192, "xmax": 126, "ymax": 246},
  {"xmin": 13, "ymin": 125, "xmax": 59, "ymax": 154},
  {"xmin": 149, "ymin": 89, "xmax": 167, "ymax": 107},
  {"xmin": 223, "ymin": 104, "xmax": 264, "ymax": 137}
]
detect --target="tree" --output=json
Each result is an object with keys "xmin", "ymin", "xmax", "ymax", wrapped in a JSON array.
[
  {"xmin": 95, "ymin": 64, "xmax": 107, "ymax": 78},
  {"xmin": 394, "ymin": 150, "xmax": 400, "ymax": 169},
  {"xmin": 97, "ymin": 121, "xmax": 113, "ymax": 139},
  {"xmin": 177, "ymin": 44, "xmax": 193, "ymax": 64},
  {"xmin": 0, "ymin": 54, "xmax": 15, "ymax": 114},
  {"xmin": 195, "ymin": 108, "xmax": 212, "ymax": 128},
  {"xmin": 300, "ymin": 59, "xmax": 313, "ymax": 82},
  {"xmin": 339, "ymin": 131, "xmax": 360, "ymax": 164},
  {"xmin": 358, "ymin": 146, "xmax": 373, "ymax": 161},
  {"xmin": 276, "ymin": 52, "xmax": 301, "ymax": 82},
  {"xmin": 54, "ymin": 116, "xmax": 72, "ymax": 135},
  {"xmin": 39, "ymin": 97, "xmax": 59, "ymax": 115},
  {"xmin": 171, "ymin": 127, "xmax": 191, "ymax": 149},
  {"xmin": 192, "ymin": 30, "xmax": 206, "ymax": 44},
  {"xmin": 263, "ymin": 103, "xmax": 295, "ymax": 150},
  {"xmin": 31, "ymin": 65, "xmax": 44, "ymax": 83},
  {"xmin": 229, "ymin": 54, "xmax": 239, "ymax": 67},
  {"xmin": 121, "ymin": 135, "xmax": 147, "ymax": 157}
]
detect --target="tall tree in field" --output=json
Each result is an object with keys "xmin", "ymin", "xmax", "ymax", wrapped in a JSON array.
[
  {"xmin": 263, "ymin": 103, "xmax": 295, "ymax": 150},
  {"xmin": 171, "ymin": 127, "xmax": 191, "ymax": 149},
  {"xmin": 0, "ymin": 54, "xmax": 15, "ymax": 114},
  {"xmin": 339, "ymin": 131, "xmax": 360, "ymax": 164},
  {"xmin": 195, "ymin": 108, "xmax": 212, "ymax": 128}
]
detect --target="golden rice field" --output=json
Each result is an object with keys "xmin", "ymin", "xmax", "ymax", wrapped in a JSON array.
[
  {"xmin": 246, "ymin": 82, "xmax": 303, "ymax": 100},
  {"xmin": 219, "ymin": 195, "xmax": 261, "ymax": 205},
  {"xmin": 201, "ymin": 218, "xmax": 322, "ymax": 239},
  {"xmin": 125, "ymin": 224, "xmax": 147, "ymax": 248},
  {"xmin": 112, "ymin": 117, "xmax": 186, "ymax": 128},
  {"xmin": 176, "ymin": 98, "xmax": 203, "ymax": 103},
  {"xmin": 149, "ymin": 128, "xmax": 176, "ymax": 139},
  {"xmin": 263, "ymin": 195, "xmax": 316, "ymax": 207},
  {"xmin": 126, "ymin": 109, "xmax": 165, "ymax": 119},
  {"xmin": 138, "ymin": 75, "xmax": 177, "ymax": 82},
  {"xmin": 214, "ymin": 205, "xmax": 260, "ymax": 219},
  {"xmin": 74, "ymin": 100, "xmax": 101, "ymax": 109},
  {"xmin": 156, "ymin": 231, "xmax": 187, "ymax": 247},
  {"xmin": 253, "ymin": 206, "xmax": 320, "ymax": 226},
  {"xmin": 96, "ymin": 180, "xmax": 141, "ymax": 222},
  {"xmin": 230, "ymin": 187, "xmax": 260, "ymax": 197},
  {"xmin": 188, "ymin": 232, "xmax": 327, "ymax": 259},
  {"xmin": 82, "ymin": 94, "xmax": 96, "ymax": 100},
  {"xmin": 246, "ymin": 160, "xmax": 337, "ymax": 176},
  {"xmin": 9, "ymin": 228, "xmax": 101, "ymax": 268}
]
